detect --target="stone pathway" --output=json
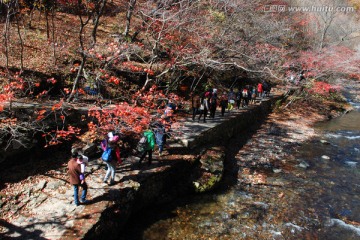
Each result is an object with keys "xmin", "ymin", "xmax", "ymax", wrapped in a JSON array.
[{"xmin": 172, "ymin": 98, "xmax": 275, "ymax": 149}]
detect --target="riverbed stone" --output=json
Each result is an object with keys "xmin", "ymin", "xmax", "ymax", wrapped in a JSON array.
[
  {"xmin": 320, "ymin": 139, "xmax": 330, "ymax": 144},
  {"xmin": 298, "ymin": 161, "xmax": 310, "ymax": 169},
  {"xmin": 345, "ymin": 161, "xmax": 357, "ymax": 167},
  {"xmin": 253, "ymin": 201, "xmax": 269, "ymax": 210}
]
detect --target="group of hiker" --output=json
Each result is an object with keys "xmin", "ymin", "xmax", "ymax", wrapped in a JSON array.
[
  {"xmin": 67, "ymin": 104, "xmax": 175, "ymax": 206},
  {"xmin": 67, "ymin": 82, "xmax": 271, "ymax": 206},
  {"xmin": 191, "ymin": 82, "xmax": 271, "ymax": 122}
]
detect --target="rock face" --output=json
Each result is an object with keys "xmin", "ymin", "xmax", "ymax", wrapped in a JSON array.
[{"xmin": 193, "ymin": 146, "xmax": 225, "ymax": 193}]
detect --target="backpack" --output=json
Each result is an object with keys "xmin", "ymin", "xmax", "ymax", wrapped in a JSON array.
[
  {"xmin": 242, "ymin": 90, "xmax": 248, "ymax": 98},
  {"xmin": 137, "ymin": 135, "xmax": 148, "ymax": 153},
  {"xmin": 101, "ymin": 147, "xmax": 113, "ymax": 162}
]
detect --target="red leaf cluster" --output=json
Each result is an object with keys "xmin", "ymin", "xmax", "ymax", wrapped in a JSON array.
[
  {"xmin": 87, "ymin": 102, "xmax": 151, "ymax": 138},
  {"xmin": 307, "ymin": 81, "xmax": 340, "ymax": 96}
]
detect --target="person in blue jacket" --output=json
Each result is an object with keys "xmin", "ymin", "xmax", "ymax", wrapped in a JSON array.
[{"xmin": 153, "ymin": 121, "xmax": 165, "ymax": 156}]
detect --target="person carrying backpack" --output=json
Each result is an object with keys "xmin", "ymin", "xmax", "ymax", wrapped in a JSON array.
[
  {"xmin": 138, "ymin": 126, "xmax": 156, "ymax": 166},
  {"xmin": 101, "ymin": 132, "xmax": 121, "ymax": 185}
]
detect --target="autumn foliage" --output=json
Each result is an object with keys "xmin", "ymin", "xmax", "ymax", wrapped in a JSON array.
[
  {"xmin": 0, "ymin": 0, "xmax": 359, "ymax": 149},
  {"xmin": 306, "ymin": 81, "xmax": 341, "ymax": 96}
]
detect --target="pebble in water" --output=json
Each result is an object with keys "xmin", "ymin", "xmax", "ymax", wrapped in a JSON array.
[
  {"xmin": 345, "ymin": 161, "xmax": 357, "ymax": 167},
  {"xmin": 298, "ymin": 161, "xmax": 310, "ymax": 169},
  {"xmin": 320, "ymin": 139, "xmax": 330, "ymax": 145}
]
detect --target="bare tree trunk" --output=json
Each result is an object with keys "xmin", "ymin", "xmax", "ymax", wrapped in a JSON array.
[
  {"xmin": 123, "ymin": 0, "xmax": 136, "ymax": 38},
  {"xmin": 51, "ymin": 6, "xmax": 56, "ymax": 65},
  {"xmin": 317, "ymin": 8, "xmax": 336, "ymax": 51},
  {"xmin": 15, "ymin": 14, "xmax": 24, "ymax": 72},
  {"xmin": 67, "ymin": 0, "xmax": 91, "ymax": 102},
  {"xmin": 142, "ymin": 13, "xmax": 165, "ymax": 89},
  {"xmin": 67, "ymin": 55, "xmax": 87, "ymax": 102},
  {"xmin": 45, "ymin": 9, "xmax": 50, "ymax": 40},
  {"xmin": 28, "ymin": 7, "xmax": 35, "ymax": 28},
  {"xmin": 319, "ymin": 17, "xmax": 334, "ymax": 51},
  {"xmin": 91, "ymin": 0, "xmax": 107, "ymax": 46},
  {"xmin": 4, "ymin": 4, "xmax": 11, "ymax": 71}
]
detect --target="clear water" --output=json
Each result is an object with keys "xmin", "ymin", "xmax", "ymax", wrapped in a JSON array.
[{"xmin": 121, "ymin": 94, "xmax": 360, "ymax": 240}]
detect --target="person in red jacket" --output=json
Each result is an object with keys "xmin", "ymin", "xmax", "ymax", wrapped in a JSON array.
[
  {"xmin": 68, "ymin": 152, "xmax": 88, "ymax": 206},
  {"xmin": 257, "ymin": 82, "xmax": 263, "ymax": 98}
]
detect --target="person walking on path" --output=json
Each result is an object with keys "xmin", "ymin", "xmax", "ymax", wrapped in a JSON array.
[
  {"xmin": 102, "ymin": 132, "xmax": 121, "ymax": 185},
  {"xmin": 191, "ymin": 92, "xmax": 201, "ymax": 121},
  {"xmin": 251, "ymin": 85, "xmax": 257, "ymax": 104},
  {"xmin": 247, "ymin": 85, "xmax": 253, "ymax": 105},
  {"xmin": 164, "ymin": 98, "xmax": 177, "ymax": 118},
  {"xmin": 198, "ymin": 93, "xmax": 209, "ymax": 123},
  {"xmin": 241, "ymin": 87, "xmax": 249, "ymax": 108},
  {"xmin": 68, "ymin": 152, "xmax": 88, "ymax": 206},
  {"xmin": 209, "ymin": 88, "xmax": 218, "ymax": 118},
  {"xmin": 153, "ymin": 121, "xmax": 165, "ymax": 156},
  {"xmin": 262, "ymin": 81, "xmax": 270, "ymax": 97},
  {"xmin": 220, "ymin": 92, "xmax": 228, "ymax": 117},
  {"xmin": 236, "ymin": 90, "xmax": 242, "ymax": 109},
  {"xmin": 71, "ymin": 148, "xmax": 89, "ymax": 175},
  {"xmin": 227, "ymin": 89, "xmax": 235, "ymax": 113},
  {"xmin": 257, "ymin": 82, "xmax": 263, "ymax": 98},
  {"xmin": 139, "ymin": 126, "xmax": 156, "ymax": 165},
  {"xmin": 162, "ymin": 115, "xmax": 172, "ymax": 148}
]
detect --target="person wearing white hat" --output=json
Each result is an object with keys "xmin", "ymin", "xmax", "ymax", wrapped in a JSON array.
[{"xmin": 102, "ymin": 132, "xmax": 121, "ymax": 185}]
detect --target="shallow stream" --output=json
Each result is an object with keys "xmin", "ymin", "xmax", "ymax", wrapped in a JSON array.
[{"xmin": 121, "ymin": 91, "xmax": 360, "ymax": 240}]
